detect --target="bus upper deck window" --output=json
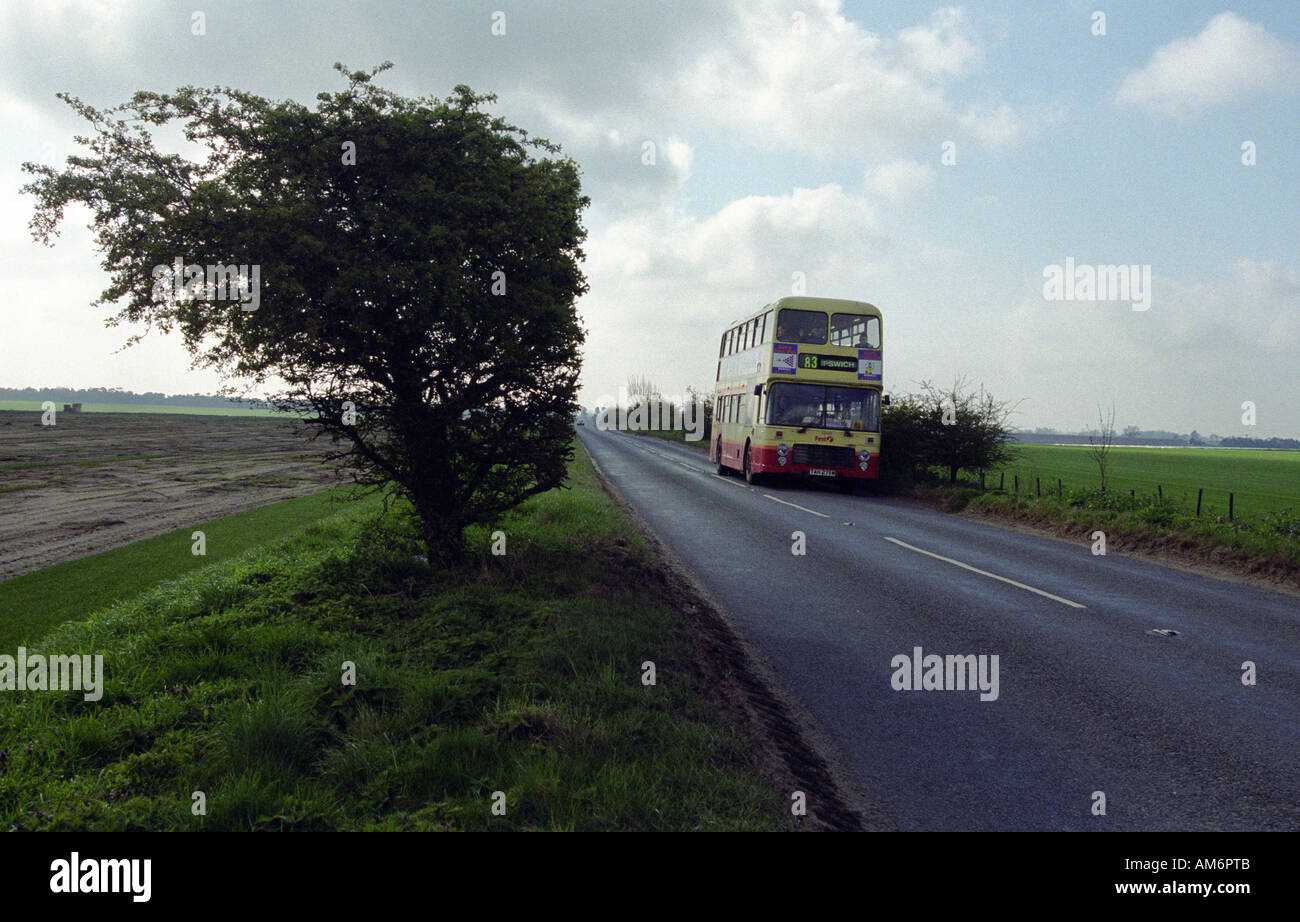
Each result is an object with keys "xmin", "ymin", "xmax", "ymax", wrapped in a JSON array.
[
  {"xmin": 831, "ymin": 313, "xmax": 880, "ymax": 349},
  {"xmin": 777, "ymin": 308, "xmax": 827, "ymax": 345}
]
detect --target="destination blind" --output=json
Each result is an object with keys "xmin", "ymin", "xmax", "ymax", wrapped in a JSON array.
[{"xmin": 796, "ymin": 353, "xmax": 857, "ymax": 372}]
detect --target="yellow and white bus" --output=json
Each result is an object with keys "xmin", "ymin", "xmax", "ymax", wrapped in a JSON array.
[{"xmin": 710, "ymin": 296, "xmax": 885, "ymax": 489}]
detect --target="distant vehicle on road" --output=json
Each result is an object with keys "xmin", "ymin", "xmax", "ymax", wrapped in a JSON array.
[{"xmin": 711, "ymin": 296, "xmax": 885, "ymax": 489}]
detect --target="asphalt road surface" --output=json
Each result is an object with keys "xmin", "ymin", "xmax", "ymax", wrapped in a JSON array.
[{"xmin": 578, "ymin": 426, "xmax": 1299, "ymax": 831}]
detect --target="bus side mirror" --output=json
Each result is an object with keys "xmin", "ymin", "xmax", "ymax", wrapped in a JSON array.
[
  {"xmin": 882, "ymin": 394, "xmax": 890, "ymax": 406},
  {"xmin": 753, "ymin": 385, "xmax": 763, "ymax": 396}
]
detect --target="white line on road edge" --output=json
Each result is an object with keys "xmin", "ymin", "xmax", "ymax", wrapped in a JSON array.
[
  {"xmin": 883, "ymin": 536, "xmax": 1086, "ymax": 609},
  {"xmin": 762, "ymin": 494, "xmax": 830, "ymax": 518},
  {"xmin": 716, "ymin": 475, "xmax": 749, "ymax": 489}
]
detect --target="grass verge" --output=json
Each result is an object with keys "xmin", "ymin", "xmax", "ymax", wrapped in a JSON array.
[
  {"xmin": 909, "ymin": 480, "xmax": 1300, "ymax": 590},
  {"xmin": 0, "ymin": 446, "xmax": 792, "ymax": 830},
  {"xmin": 0, "ymin": 488, "xmax": 369, "ymax": 649}
]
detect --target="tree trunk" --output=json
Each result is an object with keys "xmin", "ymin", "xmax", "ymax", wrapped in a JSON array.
[
  {"xmin": 417, "ymin": 505, "xmax": 467, "ymax": 568},
  {"xmin": 408, "ymin": 465, "xmax": 467, "ymax": 568}
]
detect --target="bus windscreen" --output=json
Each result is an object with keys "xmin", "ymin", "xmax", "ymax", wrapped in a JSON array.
[{"xmin": 765, "ymin": 383, "xmax": 880, "ymax": 431}]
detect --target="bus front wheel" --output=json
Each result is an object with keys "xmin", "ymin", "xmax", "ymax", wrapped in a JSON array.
[
  {"xmin": 743, "ymin": 443, "xmax": 761, "ymax": 485},
  {"xmin": 715, "ymin": 439, "xmax": 727, "ymax": 475}
]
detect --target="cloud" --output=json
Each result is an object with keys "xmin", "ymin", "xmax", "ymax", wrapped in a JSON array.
[
  {"xmin": 577, "ymin": 179, "xmax": 893, "ymax": 399},
  {"xmin": 865, "ymin": 159, "xmax": 934, "ymax": 202},
  {"xmin": 1117, "ymin": 12, "xmax": 1300, "ymax": 116},
  {"xmin": 587, "ymin": 182, "xmax": 887, "ymax": 294},
  {"xmin": 0, "ymin": 1, "xmax": 1035, "ymax": 215},
  {"xmin": 895, "ymin": 5, "xmax": 983, "ymax": 78},
  {"xmin": 667, "ymin": 2, "xmax": 1021, "ymax": 158},
  {"xmin": 506, "ymin": 1, "xmax": 1031, "ymax": 177}
]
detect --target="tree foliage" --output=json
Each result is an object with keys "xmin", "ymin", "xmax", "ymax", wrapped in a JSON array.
[
  {"xmin": 22, "ymin": 63, "xmax": 589, "ymax": 564},
  {"xmin": 882, "ymin": 377, "xmax": 1019, "ymax": 484}
]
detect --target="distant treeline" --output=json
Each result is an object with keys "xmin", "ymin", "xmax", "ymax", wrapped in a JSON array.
[
  {"xmin": 1012, "ymin": 433, "xmax": 1188, "ymax": 447},
  {"xmin": 1013, "ymin": 431, "xmax": 1300, "ymax": 450},
  {"xmin": 1217, "ymin": 436, "xmax": 1300, "ymax": 450},
  {"xmin": 0, "ymin": 387, "xmax": 273, "ymax": 410}
]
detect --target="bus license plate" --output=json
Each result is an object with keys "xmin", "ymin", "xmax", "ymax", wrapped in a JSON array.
[{"xmin": 809, "ymin": 468, "xmax": 836, "ymax": 477}]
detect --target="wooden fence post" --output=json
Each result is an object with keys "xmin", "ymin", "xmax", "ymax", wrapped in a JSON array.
[
  {"xmin": 1058, "ymin": 478, "xmax": 1062, "ymax": 499},
  {"xmin": 1036, "ymin": 477, "xmax": 1041, "ymax": 497},
  {"xmin": 1196, "ymin": 488, "xmax": 1203, "ymax": 516},
  {"xmin": 1014, "ymin": 475, "xmax": 1018, "ymax": 493},
  {"xmin": 1229, "ymin": 493, "xmax": 1234, "ymax": 521}
]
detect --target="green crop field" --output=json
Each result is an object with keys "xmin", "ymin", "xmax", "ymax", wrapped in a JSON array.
[
  {"xmin": 0, "ymin": 400, "xmax": 284, "ymax": 417},
  {"xmin": 991, "ymin": 444, "xmax": 1300, "ymax": 521}
]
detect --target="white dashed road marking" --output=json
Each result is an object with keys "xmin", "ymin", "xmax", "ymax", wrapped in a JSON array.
[
  {"xmin": 762, "ymin": 494, "xmax": 830, "ymax": 518},
  {"xmin": 883, "ymin": 536, "xmax": 1086, "ymax": 609}
]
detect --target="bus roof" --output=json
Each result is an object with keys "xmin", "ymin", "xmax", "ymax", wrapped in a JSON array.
[{"xmin": 727, "ymin": 296, "xmax": 881, "ymax": 329}]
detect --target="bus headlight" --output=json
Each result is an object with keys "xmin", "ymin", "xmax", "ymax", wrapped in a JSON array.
[
  {"xmin": 778, "ymin": 443, "xmax": 789, "ymax": 456},
  {"xmin": 858, "ymin": 449, "xmax": 870, "ymax": 461}
]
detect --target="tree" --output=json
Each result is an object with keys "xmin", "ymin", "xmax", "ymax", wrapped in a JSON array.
[
  {"xmin": 684, "ymin": 384, "xmax": 713, "ymax": 443},
  {"xmin": 1089, "ymin": 404, "xmax": 1116, "ymax": 492},
  {"xmin": 22, "ymin": 63, "xmax": 589, "ymax": 565},
  {"xmin": 918, "ymin": 378, "xmax": 1019, "ymax": 484},
  {"xmin": 879, "ymin": 393, "xmax": 934, "ymax": 483},
  {"xmin": 625, "ymin": 375, "xmax": 660, "ymax": 412}
]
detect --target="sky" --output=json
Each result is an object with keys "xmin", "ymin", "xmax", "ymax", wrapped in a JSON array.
[{"xmin": 0, "ymin": 1, "xmax": 1297, "ymax": 436}]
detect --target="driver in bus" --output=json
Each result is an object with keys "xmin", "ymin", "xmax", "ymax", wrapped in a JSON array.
[
  {"xmin": 772, "ymin": 392, "xmax": 815, "ymax": 426},
  {"xmin": 771, "ymin": 392, "xmax": 793, "ymax": 424}
]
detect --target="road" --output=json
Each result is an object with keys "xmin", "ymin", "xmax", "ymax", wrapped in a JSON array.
[{"xmin": 577, "ymin": 426, "xmax": 1299, "ymax": 831}]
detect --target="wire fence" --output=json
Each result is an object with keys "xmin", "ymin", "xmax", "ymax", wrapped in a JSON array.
[{"xmin": 972, "ymin": 469, "xmax": 1266, "ymax": 522}]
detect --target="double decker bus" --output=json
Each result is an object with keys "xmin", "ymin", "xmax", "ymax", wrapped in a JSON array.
[{"xmin": 710, "ymin": 296, "xmax": 885, "ymax": 489}]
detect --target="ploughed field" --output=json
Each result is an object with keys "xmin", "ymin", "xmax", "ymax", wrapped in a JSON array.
[{"xmin": 0, "ymin": 410, "xmax": 339, "ymax": 580}]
